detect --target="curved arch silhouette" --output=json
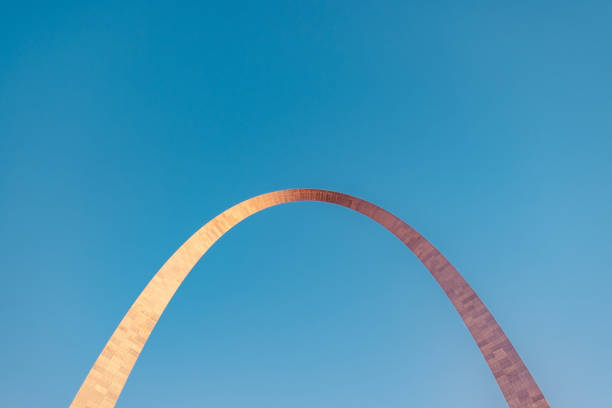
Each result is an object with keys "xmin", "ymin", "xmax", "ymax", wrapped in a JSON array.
[{"xmin": 70, "ymin": 189, "xmax": 549, "ymax": 408}]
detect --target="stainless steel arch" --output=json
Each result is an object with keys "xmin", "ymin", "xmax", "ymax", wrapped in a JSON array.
[{"xmin": 70, "ymin": 189, "xmax": 549, "ymax": 408}]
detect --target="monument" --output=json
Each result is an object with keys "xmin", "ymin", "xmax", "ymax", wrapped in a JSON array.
[{"xmin": 70, "ymin": 189, "xmax": 549, "ymax": 408}]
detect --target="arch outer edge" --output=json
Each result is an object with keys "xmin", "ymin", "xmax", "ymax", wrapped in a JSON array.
[{"xmin": 70, "ymin": 189, "xmax": 549, "ymax": 408}]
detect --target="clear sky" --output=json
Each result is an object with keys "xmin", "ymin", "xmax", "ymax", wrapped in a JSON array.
[{"xmin": 1, "ymin": 1, "xmax": 611, "ymax": 407}]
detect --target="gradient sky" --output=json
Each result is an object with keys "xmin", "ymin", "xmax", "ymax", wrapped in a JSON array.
[{"xmin": 1, "ymin": 1, "xmax": 611, "ymax": 407}]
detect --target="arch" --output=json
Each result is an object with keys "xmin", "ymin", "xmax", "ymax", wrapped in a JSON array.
[{"xmin": 70, "ymin": 189, "xmax": 549, "ymax": 408}]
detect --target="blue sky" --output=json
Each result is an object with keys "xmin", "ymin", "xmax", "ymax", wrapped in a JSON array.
[{"xmin": 1, "ymin": 1, "xmax": 611, "ymax": 407}]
